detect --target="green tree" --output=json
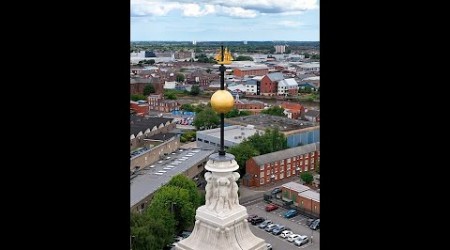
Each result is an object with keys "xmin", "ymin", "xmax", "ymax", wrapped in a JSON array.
[
  {"xmin": 300, "ymin": 172, "xmax": 314, "ymax": 184},
  {"xmin": 165, "ymin": 92, "xmax": 177, "ymax": 100},
  {"xmin": 234, "ymin": 55, "xmax": 254, "ymax": 61},
  {"xmin": 193, "ymin": 107, "xmax": 220, "ymax": 130},
  {"xmin": 149, "ymin": 185, "xmax": 197, "ymax": 233},
  {"xmin": 193, "ymin": 103, "xmax": 208, "ymax": 114},
  {"xmin": 181, "ymin": 104, "xmax": 195, "ymax": 112},
  {"xmin": 261, "ymin": 106, "xmax": 286, "ymax": 117},
  {"xmin": 176, "ymin": 73, "xmax": 185, "ymax": 83},
  {"xmin": 143, "ymin": 84, "xmax": 155, "ymax": 96},
  {"xmin": 167, "ymin": 174, "xmax": 202, "ymax": 208},
  {"xmin": 131, "ymin": 94, "xmax": 147, "ymax": 101},
  {"xmin": 130, "ymin": 209, "xmax": 176, "ymax": 250},
  {"xmin": 149, "ymin": 59, "xmax": 155, "ymax": 65},
  {"xmin": 246, "ymin": 128, "xmax": 288, "ymax": 155},
  {"xmin": 227, "ymin": 142, "xmax": 259, "ymax": 176},
  {"xmin": 224, "ymin": 108, "xmax": 251, "ymax": 118},
  {"xmin": 190, "ymin": 85, "xmax": 201, "ymax": 96}
]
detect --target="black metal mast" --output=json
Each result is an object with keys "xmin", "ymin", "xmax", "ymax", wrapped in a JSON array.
[{"xmin": 219, "ymin": 45, "xmax": 226, "ymax": 156}]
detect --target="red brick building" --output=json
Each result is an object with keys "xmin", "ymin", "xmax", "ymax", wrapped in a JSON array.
[
  {"xmin": 280, "ymin": 102, "xmax": 304, "ymax": 119},
  {"xmin": 130, "ymin": 77, "xmax": 164, "ymax": 95},
  {"xmin": 280, "ymin": 182, "xmax": 320, "ymax": 217},
  {"xmin": 148, "ymin": 94, "xmax": 180, "ymax": 113},
  {"xmin": 260, "ymin": 72, "xmax": 284, "ymax": 96},
  {"xmin": 243, "ymin": 142, "xmax": 320, "ymax": 187},
  {"xmin": 233, "ymin": 66, "xmax": 269, "ymax": 77},
  {"xmin": 234, "ymin": 99, "xmax": 265, "ymax": 110},
  {"xmin": 130, "ymin": 101, "xmax": 149, "ymax": 115}
]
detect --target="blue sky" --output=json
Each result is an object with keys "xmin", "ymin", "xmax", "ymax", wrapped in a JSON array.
[{"xmin": 131, "ymin": 0, "xmax": 319, "ymax": 41}]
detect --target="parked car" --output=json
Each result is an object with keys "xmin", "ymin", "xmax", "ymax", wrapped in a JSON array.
[
  {"xmin": 271, "ymin": 187, "xmax": 282, "ymax": 195},
  {"xmin": 284, "ymin": 209, "xmax": 298, "ymax": 218},
  {"xmin": 266, "ymin": 243, "xmax": 272, "ymax": 250},
  {"xmin": 251, "ymin": 217, "xmax": 265, "ymax": 225},
  {"xmin": 271, "ymin": 225, "xmax": 286, "ymax": 235},
  {"xmin": 265, "ymin": 204, "xmax": 278, "ymax": 212},
  {"xmin": 280, "ymin": 230, "xmax": 293, "ymax": 239},
  {"xmin": 247, "ymin": 214, "xmax": 258, "ymax": 222},
  {"xmin": 258, "ymin": 220, "xmax": 272, "ymax": 229},
  {"xmin": 265, "ymin": 223, "xmax": 277, "ymax": 232},
  {"xmin": 294, "ymin": 235, "xmax": 309, "ymax": 246},
  {"xmin": 287, "ymin": 234, "xmax": 301, "ymax": 243},
  {"xmin": 306, "ymin": 218, "xmax": 315, "ymax": 226},
  {"xmin": 310, "ymin": 219, "xmax": 320, "ymax": 230}
]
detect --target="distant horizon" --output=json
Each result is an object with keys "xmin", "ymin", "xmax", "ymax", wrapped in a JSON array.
[
  {"xmin": 130, "ymin": 40, "xmax": 320, "ymax": 42},
  {"xmin": 131, "ymin": 1, "xmax": 319, "ymax": 41}
]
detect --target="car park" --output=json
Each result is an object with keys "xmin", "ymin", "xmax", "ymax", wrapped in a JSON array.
[
  {"xmin": 258, "ymin": 220, "xmax": 272, "ymax": 229},
  {"xmin": 284, "ymin": 209, "xmax": 298, "ymax": 218},
  {"xmin": 294, "ymin": 235, "xmax": 309, "ymax": 246},
  {"xmin": 265, "ymin": 223, "xmax": 277, "ymax": 233},
  {"xmin": 251, "ymin": 217, "xmax": 265, "ymax": 225},
  {"xmin": 271, "ymin": 188, "xmax": 282, "ymax": 195},
  {"xmin": 265, "ymin": 204, "xmax": 278, "ymax": 212},
  {"xmin": 280, "ymin": 230, "xmax": 293, "ymax": 239},
  {"xmin": 247, "ymin": 214, "xmax": 258, "ymax": 222},
  {"xmin": 287, "ymin": 234, "xmax": 301, "ymax": 243},
  {"xmin": 271, "ymin": 225, "xmax": 286, "ymax": 235},
  {"xmin": 310, "ymin": 219, "xmax": 320, "ymax": 230}
]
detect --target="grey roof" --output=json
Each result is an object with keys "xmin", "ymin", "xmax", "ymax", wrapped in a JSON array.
[
  {"xmin": 305, "ymin": 110, "xmax": 320, "ymax": 117},
  {"xmin": 281, "ymin": 182, "xmax": 310, "ymax": 193},
  {"xmin": 130, "ymin": 148, "xmax": 215, "ymax": 208},
  {"xmin": 298, "ymin": 190, "xmax": 320, "ymax": 202},
  {"xmin": 130, "ymin": 116, "xmax": 174, "ymax": 136},
  {"xmin": 244, "ymin": 79, "xmax": 257, "ymax": 85},
  {"xmin": 252, "ymin": 142, "xmax": 320, "ymax": 166},
  {"xmin": 267, "ymin": 72, "xmax": 284, "ymax": 82}
]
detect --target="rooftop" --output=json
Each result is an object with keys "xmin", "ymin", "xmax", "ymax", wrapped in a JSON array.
[
  {"xmin": 197, "ymin": 125, "xmax": 262, "ymax": 144},
  {"xmin": 281, "ymin": 182, "xmax": 311, "ymax": 194},
  {"xmin": 226, "ymin": 114, "xmax": 316, "ymax": 132},
  {"xmin": 130, "ymin": 148, "xmax": 214, "ymax": 208},
  {"xmin": 298, "ymin": 190, "xmax": 320, "ymax": 202},
  {"xmin": 130, "ymin": 116, "xmax": 174, "ymax": 137},
  {"xmin": 251, "ymin": 142, "xmax": 320, "ymax": 166}
]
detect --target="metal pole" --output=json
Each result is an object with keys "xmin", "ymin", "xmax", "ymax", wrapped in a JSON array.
[{"xmin": 219, "ymin": 45, "xmax": 226, "ymax": 156}]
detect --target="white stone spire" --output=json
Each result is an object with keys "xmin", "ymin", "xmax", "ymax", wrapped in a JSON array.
[{"xmin": 175, "ymin": 153, "xmax": 266, "ymax": 250}]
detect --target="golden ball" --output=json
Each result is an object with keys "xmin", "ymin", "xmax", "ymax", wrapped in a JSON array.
[{"xmin": 210, "ymin": 90, "xmax": 235, "ymax": 113}]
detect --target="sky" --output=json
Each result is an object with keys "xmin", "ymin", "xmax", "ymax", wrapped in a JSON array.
[{"xmin": 131, "ymin": 0, "xmax": 319, "ymax": 41}]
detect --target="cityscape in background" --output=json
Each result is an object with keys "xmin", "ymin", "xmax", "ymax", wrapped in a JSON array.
[{"xmin": 130, "ymin": 1, "xmax": 319, "ymax": 250}]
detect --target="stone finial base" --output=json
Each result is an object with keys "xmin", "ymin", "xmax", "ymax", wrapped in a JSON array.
[{"xmin": 175, "ymin": 206, "xmax": 266, "ymax": 250}]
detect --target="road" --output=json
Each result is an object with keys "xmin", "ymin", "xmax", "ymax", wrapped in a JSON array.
[{"xmin": 246, "ymin": 201, "xmax": 320, "ymax": 250}]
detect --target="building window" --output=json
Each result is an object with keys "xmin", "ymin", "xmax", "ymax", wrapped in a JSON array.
[
  {"xmin": 287, "ymin": 158, "xmax": 291, "ymax": 163},
  {"xmin": 266, "ymin": 170, "xmax": 270, "ymax": 175},
  {"xmin": 266, "ymin": 177, "xmax": 270, "ymax": 183},
  {"xmin": 280, "ymin": 172, "xmax": 284, "ymax": 179},
  {"xmin": 314, "ymin": 205, "xmax": 317, "ymax": 211},
  {"xmin": 260, "ymin": 165, "xmax": 264, "ymax": 171},
  {"xmin": 260, "ymin": 178, "xmax": 264, "ymax": 185},
  {"xmin": 287, "ymin": 171, "xmax": 291, "ymax": 177},
  {"xmin": 275, "ymin": 167, "xmax": 278, "ymax": 173},
  {"xmin": 260, "ymin": 171, "xmax": 264, "ymax": 177}
]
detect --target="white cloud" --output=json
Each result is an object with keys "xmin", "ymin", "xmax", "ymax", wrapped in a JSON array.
[
  {"xmin": 130, "ymin": 0, "xmax": 318, "ymax": 17},
  {"xmin": 182, "ymin": 4, "xmax": 216, "ymax": 17},
  {"xmin": 278, "ymin": 21, "xmax": 303, "ymax": 27},
  {"xmin": 218, "ymin": 6, "xmax": 258, "ymax": 18}
]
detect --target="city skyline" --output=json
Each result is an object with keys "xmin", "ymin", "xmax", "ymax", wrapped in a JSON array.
[{"xmin": 131, "ymin": 0, "xmax": 320, "ymax": 42}]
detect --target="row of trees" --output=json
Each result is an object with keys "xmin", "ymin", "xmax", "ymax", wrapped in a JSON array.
[
  {"xmin": 260, "ymin": 106, "xmax": 285, "ymax": 116},
  {"xmin": 227, "ymin": 128, "xmax": 288, "ymax": 176},
  {"xmin": 190, "ymin": 106, "xmax": 252, "ymax": 130},
  {"xmin": 130, "ymin": 175, "xmax": 203, "ymax": 250}
]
